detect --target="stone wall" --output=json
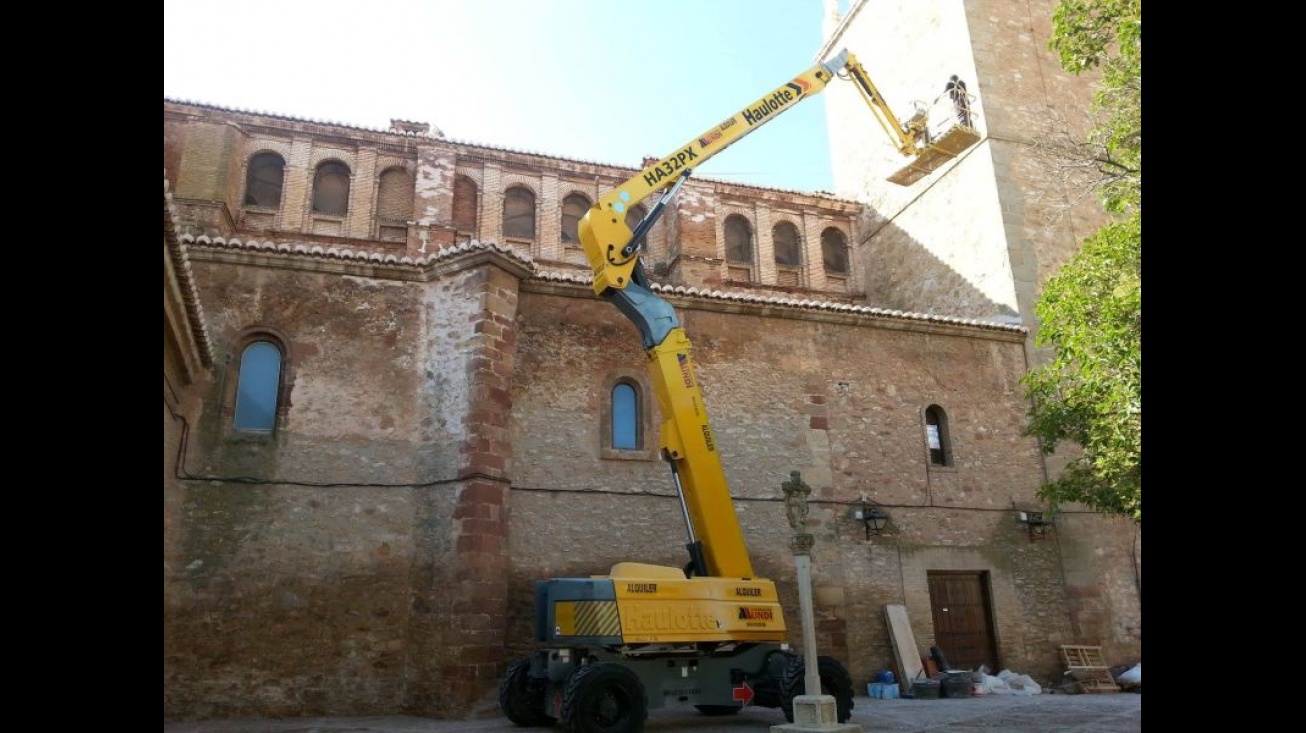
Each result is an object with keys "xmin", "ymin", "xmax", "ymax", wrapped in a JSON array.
[
  {"xmin": 162, "ymin": 3, "xmax": 1143, "ymax": 712},
  {"xmin": 822, "ymin": 0, "xmax": 1107, "ymax": 331}
]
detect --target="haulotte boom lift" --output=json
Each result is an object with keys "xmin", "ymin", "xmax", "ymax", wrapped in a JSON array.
[{"xmin": 498, "ymin": 49, "xmax": 980, "ymax": 733}]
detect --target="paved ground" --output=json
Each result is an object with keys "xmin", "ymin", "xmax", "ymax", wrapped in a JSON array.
[{"xmin": 164, "ymin": 691, "xmax": 1142, "ymax": 733}]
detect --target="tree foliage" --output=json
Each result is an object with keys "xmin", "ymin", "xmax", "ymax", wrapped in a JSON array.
[
  {"xmin": 1024, "ymin": 212, "xmax": 1140, "ymax": 521},
  {"xmin": 1023, "ymin": 0, "xmax": 1141, "ymax": 522},
  {"xmin": 1048, "ymin": 0, "xmax": 1141, "ymax": 214}
]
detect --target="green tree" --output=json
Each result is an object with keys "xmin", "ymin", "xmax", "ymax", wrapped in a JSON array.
[
  {"xmin": 1049, "ymin": 0, "xmax": 1141, "ymax": 214},
  {"xmin": 1023, "ymin": 0, "xmax": 1141, "ymax": 522}
]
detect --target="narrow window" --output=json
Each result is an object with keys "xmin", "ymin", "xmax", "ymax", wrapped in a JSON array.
[
  {"xmin": 611, "ymin": 382, "xmax": 639, "ymax": 450},
  {"xmin": 244, "ymin": 152, "xmax": 285, "ymax": 208},
  {"xmin": 725, "ymin": 215, "xmax": 753, "ymax": 263},
  {"xmin": 503, "ymin": 186, "xmax": 536, "ymax": 239},
  {"xmin": 773, "ymin": 221, "xmax": 802, "ymax": 266},
  {"xmin": 602, "ymin": 373, "xmax": 650, "ymax": 459},
  {"xmin": 822, "ymin": 227, "xmax": 848, "ymax": 274},
  {"xmin": 925, "ymin": 404, "xmax": 951, "ymax": 467},
  {"xmin": 452, "ymin": 175, "xmax": 479, "ymax": 236},
  {"xmin": 376, "ymin": 168, "xmax": 413, "ymax": 221},
  {"xmin": 561, "ymin": 193, "xmax": 592, "ymax": 245},
  {"xmin": 376, "ymin": 167, "xmax": 413, "ymax": 241},
  {"xmin": 234, "ymin": 342, "xmax": 282, "ymax": 431},
  {"xmin": 312, "ymin": 161, "xmax": 351, "ymax": 216}
]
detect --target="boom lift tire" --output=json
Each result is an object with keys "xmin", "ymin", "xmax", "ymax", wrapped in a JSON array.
[
  {"xmin": 779, "ymin": 655, "xmax": 855, "ymax": 724},
  {"xmin": 499, "ymin": 657, "xmax": 557, "ymax": 727},
  {"xmin": 561, "ymin": 662, "xmax": 649, "ymax": 733}
]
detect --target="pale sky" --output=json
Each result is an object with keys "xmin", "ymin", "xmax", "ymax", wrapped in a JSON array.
[{"xmin": 163, "ymin": 0, "xmax": 846, "ymax": 192}]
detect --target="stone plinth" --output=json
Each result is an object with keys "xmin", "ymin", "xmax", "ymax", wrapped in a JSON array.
[{"xmin": 769, "ymin": 694, "xmax": 863, "ymax": 733}]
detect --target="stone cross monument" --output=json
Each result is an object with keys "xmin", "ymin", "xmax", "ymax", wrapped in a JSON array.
[{"xmin": 772, "ymin": 472, "xmax": 861, "ymax": 733}]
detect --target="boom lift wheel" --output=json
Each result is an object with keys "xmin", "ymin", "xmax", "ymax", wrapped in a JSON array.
[
  {"xmin": 499, "ymin": 657, "xmax": 556, "ymax": 727},
  {"xmin": 561, "ymin": 662, "xmax": 649, "ymax": 733}
]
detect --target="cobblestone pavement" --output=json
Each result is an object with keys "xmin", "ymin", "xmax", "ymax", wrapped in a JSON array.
[{"xmin": 164, "ymin": 691, "xmax": 1142, "ymax": 733}]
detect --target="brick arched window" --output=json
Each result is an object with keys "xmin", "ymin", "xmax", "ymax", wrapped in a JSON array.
[
  {"xmin": 503, "ymin": 186, "xmax": 536, "ymax": 240},
  {"xmin": 561, "ymin": 193, "xmax": 591, "ymax": 245},
  {"xmin": 773, "ymin": 221, "xmax": 802, "ymax": 266},
  {"xmin": 244, "ymin": 152, "xmax": 284, "ymax": 208},
  {"xmin": 452, "ymin": 175, "xmax": 479, "ymax": 237},
  {"xmin": 821, "ymin": 227, "xmax": 849, "ymax": 275},
  {"xmin": 625, "ymin": 203, "xmax": 648, "ymax": 232},
  {"xmin": 774, "ymin": 220, "xmax": 803, "ymax": 287},
  {"xmin": 312, "ymin": 160, "xmax": 351, "ymax": 216},
  {"xmin": 375, "ymin": 167, "xmax": 413, "ymax": 241},
  {"xmin": 725, "ymin": 215, "xmax": 753, "ymax": 264}
]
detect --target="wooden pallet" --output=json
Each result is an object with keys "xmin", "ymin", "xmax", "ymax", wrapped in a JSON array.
[{"xmin": 1060, "ymin": 645, "xmax": 1119, "ymax": 693}]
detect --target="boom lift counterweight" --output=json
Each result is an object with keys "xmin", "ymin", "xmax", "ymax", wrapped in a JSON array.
[{"xmin": 499, "ymin": 48, "xmax": 980, "ymax": 733}]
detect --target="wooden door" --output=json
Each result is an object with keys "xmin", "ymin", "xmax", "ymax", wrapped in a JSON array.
[{"xmin": 927, "ymin": 571, "xmax": 998, "ymax": 673}]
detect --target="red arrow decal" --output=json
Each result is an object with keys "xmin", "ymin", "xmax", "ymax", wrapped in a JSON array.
[
  {"xmin": 733, "ymin": 682, "xmax": 754, "ymax": 704},
  {"xmin": 791, "ymin": 77, "xmax": 811, "ymax": 93}
]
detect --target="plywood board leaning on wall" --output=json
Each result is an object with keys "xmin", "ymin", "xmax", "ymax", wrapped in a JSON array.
[{"xmin": 884, "ymin": 604, "xmax": 925, "ymax": 687}]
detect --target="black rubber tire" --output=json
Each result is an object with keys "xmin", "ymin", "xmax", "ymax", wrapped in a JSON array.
[
  {"xmin": 561, "ymin": 662, "xmax": 648, "ymax": 733},
  {"xmin": 499, "ymin": 656, "xmax": 557, "ymax": 727},
  {"xmin": 694, "ymin": 704, "xmax": 742, "ymax": 716},
  {"xmin": 779, "ymin": 655, "xmax": 855, "ymax": 724}
]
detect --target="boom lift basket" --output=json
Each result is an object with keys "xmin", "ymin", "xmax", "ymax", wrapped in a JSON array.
[{"xmin": 888, "ymin": 125, "xmax": 981, "ymax": 186}]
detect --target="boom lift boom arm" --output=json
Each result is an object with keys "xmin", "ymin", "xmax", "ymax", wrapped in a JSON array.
[{"xmin": 579, "ymin": 48, "xmax": 972, "ymax": 580}]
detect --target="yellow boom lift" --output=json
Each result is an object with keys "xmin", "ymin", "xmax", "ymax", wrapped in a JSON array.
[{"xmin": 498, "ymin": 49, "xmax": 980, "ymax": 733}]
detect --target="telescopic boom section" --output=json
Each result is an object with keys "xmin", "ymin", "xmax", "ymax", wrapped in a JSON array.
[
  {"xmin": 576, "ymin": 54, "xmax": 850, "ymax": 581},
  {"xmin": 837, "ymin": 50, "xmax": 931, "ymax": 157},
  {"xmin": 579, "ymin": 53, "xmax": 846, "ymax": 297}
]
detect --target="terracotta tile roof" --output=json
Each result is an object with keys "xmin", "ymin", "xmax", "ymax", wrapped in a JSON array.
[
  {"xmin": 532, "ymin": 269, "xmax": 1024, "ymax": 333},
  {"xmin": 164, "ymin": 175, "xmax": 215, "ymax": 367},
  {"xmin": 182, "ymin": 235, "xmax": 1024, "ymax": 334},
  {"xmin": 179, "ymin": 234, "xmax": 535, "ymax": 269}
]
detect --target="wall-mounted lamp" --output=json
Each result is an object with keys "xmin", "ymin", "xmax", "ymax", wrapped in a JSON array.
[
  {"xmin": 853, "ymin": 498, "xmax": 890, "ymax": 539},
  {"xmin": 1015, "ymin": 510, "xmax": 1054, "ymax": 541}
]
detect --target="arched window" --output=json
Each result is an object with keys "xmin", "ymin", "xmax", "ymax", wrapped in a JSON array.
[
  {"xmin": 452, "ymin": 175, "xmax": 479, "ymax": 236},
  {"xmin": 375, "ymin": 167, "xmax": 413, "ymax": 241},
  {"xmin": 233, "ymin": 341, "xmax": 282, "ymax": 431},
  {"xmin": 602, "ymin": 372, "xmax": 651, "ymax": 459},
  {"xmin": 725, "ymin": 215, "xmax": 753, "ymax": 264},
  {"xmin": 773, "ymin": 221, "xmax": 802, "ymax": 266},
  {"xmin": 624, "ymin": 203, "xmax": 652, "ymax": 255},
  {"xmin": 773, "ymin": 221, "xmax": 803, "ymax": 287},
  {"xmin": 611, "ymin": 382, "xmax": 639, "ymax": 450},
  {"xmin": 376, "ymin": 167, "xmax": 413, "ymax": 220},
  {"xmin": 925, "ymin": 404, "xmax": 952, "ymax": 467},
  {"xmin": 244, "ymin": 152, "xmax": 284, "ymax": 208},
  {"xmin": 561, "ymin": 193, "xmax": 592, "ymax": 245},
  {"xmin": 312, "ymin": 161, "xmax": 351, "ymax": 216},
  {"xmin": 503, "ymin": 186, "xmax": 536, "ymax": 239},
  {"xmin": 822, "ymin": 227, "xmax": 849, "ymax": 275},
  {"xmin": 625, "ymin": 203, "xmax": 648, "ymax": 233}
]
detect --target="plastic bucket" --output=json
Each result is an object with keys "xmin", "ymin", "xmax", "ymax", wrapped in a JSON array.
[{"xmin": 941, "ymin": 672, "xmax": 972, "ymax": 698}]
